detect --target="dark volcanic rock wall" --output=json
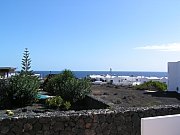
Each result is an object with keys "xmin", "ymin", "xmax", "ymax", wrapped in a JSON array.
[{"xmin": 1, "ymin": 105, "xmax": 180, "ymax": 135}]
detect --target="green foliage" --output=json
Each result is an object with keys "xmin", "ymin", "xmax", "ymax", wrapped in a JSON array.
[
  {"xmin": 42, "ymin": 74, "xmax": 56, "ymax": 89},
  {"xmin": 0, "ymin": 74, "xmax": 40, "ymax": 108},
  {"xmin": 63, "ymin": 101, "xmax": 71, "ymax": 110},
  {"xmin": 0, "ymin": 48, "xmax": 40, "ymax": 109},
  {"xmin": 0, "ymin": 48, "xmax": 40, "ymax": 108},
  {"xmin": 45, "ymin": 96, "xmax": 63, "ymax": 109},
  {"xmin": 60, "ymin": 69, "xmax": 75, "ymax": 80},
  {"xmin": 45, "ymin": 96, "xmax": 71, "ymax": 110},
  {"xmin": 0, "ymin": 79, "xmax": 9, "ymax": 93},
  {"xmin": 21, "ymin": 48, "xmax": 33, "ymax": 75},
  {"xmin": 44, "ymin": 74, "xmax": 62, "ymax": 95},
  {"xmin": 0, "ymin": 79, "xmax": 11, "ymax": 108},
  {"xmin": 135, "ymin": 81, "xmax": 167, "ymax": 91},
  {"xmin": 44, "ymin": 69, "xmax": 91, "ymax": 103}
]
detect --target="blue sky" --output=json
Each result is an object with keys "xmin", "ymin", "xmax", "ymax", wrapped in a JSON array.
[{"xmin": 1, "ymin": 0, "xmax": 180, "ymax": 71}]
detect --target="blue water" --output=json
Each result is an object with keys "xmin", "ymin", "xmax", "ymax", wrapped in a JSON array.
[
  {"xmin": 34, "ymin": 71, "xmax": 167, "ymax": 78},
  {"xmin": 37, "ymin": 94, "xmax": 49, "ymax": 99}
]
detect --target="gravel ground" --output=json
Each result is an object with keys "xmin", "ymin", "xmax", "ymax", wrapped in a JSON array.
[
  {"xmin": 91, "ymin": 84, "xmax": 180, "ymax": 108},
  {"xmin": 1, "ymin": 84, "xmax": 180, "ymax": 118}
]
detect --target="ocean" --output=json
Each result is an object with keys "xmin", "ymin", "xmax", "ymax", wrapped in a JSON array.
[{"xmin": 34, "ymin": 71, "xmax": 167, "ymax": 78}]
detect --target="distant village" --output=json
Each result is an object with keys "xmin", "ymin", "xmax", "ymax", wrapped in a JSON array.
[
  {"xmin": 1, "ymin": 61, "xmax": 180, "ymax": 93},
  {"xmin": 89, "ymin": 74, "xmax": 168, "ymax": 86}
]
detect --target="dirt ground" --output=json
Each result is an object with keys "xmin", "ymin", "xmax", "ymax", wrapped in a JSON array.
[{"xmin": 91, "ymin": 84, "xmax": 180, "ymax": 108}]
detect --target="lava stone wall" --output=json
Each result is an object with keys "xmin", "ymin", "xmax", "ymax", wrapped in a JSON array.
[{"xmin": 1, "ymin": 105, "xmax": 180, "ymax": 135}]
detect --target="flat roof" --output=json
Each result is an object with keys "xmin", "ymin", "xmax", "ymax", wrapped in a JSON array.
[
  {"xmin": 0, "ymin": 67, "xmax": 16, "ymax": 70},
  {"xmin": 0, "ymin": 67, "xmax": 16, "ymax": 72}
]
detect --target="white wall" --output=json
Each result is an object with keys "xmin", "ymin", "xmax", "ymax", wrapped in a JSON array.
[
  {"xmin": 160, "ymin": 77, "xmax": 168, "ymax": 85},
  {"xmin": 168, "ymin": 62, "xmax": 180, "ymax": 93},
  {"xmin": 141, "ymin": 114, "xmax": 180, "ymax": 135}
]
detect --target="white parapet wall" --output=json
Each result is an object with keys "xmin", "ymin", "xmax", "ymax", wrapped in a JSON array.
[
  {"xmin": 168, "ymin": 61, "xmax": 180, "ymax": 93},
  {"xmin": 141, "ymin": 114, "xmax": 180, "ymax": 135}
]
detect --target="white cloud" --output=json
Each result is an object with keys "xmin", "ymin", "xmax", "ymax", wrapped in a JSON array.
[{"xmin": 135, "ymin": 43, "xmax": 180, "ymax": 52}]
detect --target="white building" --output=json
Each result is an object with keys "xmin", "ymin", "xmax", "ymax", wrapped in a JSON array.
[
  {"xmin": 0, "ymin": 67, "xmax": 16, "ymax": 79},
  {"xmin": 160, "ymin": 77, "xmax": 168, "ymax": 84},
  {"xmin": 90, "ymin": 74, "xmax": 168, "ymax": 86},
  {"xmin": 168, "ymin": 61, "xmax": 180, "ymax": 93}
]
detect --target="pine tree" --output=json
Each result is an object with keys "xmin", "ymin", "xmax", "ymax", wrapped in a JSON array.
[{"xmin": 21, "ymin": 48, "xmax": 33, "ymax": 75}]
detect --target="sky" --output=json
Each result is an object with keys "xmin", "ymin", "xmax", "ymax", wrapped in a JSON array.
[{"xmin": 1, "ymin": 0, "xmax": 180, "ymax": 72}]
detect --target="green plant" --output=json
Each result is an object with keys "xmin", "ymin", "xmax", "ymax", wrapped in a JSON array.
[
  {"xmin": 45, "ymin": 96, "xmax": 64, "ymax": 108},
  {"xmin": 10, "ymin": 75, "xmax": 39, "ymax": 106},
  {"xmin": 21, "ymin": 48, "xmax": 33, "ymax": 75},
  {"xmin": 0, "ymin": 48, "xmax": 40, "ymax": 108},
  {"xmin": 0, "ymin": 79, "xmax": 11, "ymax": 108},
  {"xmin": 60, "ymin": 69, "xmax": 75, "ymax": 80},
  {"xmin": 0, "ymin": 75, "xmax": 40, "ymax": 108},
  {"xmin": 44, "ymin": 70, "xmax": 91, "ymax": 103},
  {"xmin": 0, "ymin": 79, "xmax": 9, "ymax": 95},
  {"xmin": 135, "ymin": 81, "xmax": 167, "ymax": 91},
  {"xmin": 61, "ymin": 77, "xmax": 91, "ymax": 102},
  {"xmin": 63, "ymin": 101, "xmax": 71, "ymax": 110}
]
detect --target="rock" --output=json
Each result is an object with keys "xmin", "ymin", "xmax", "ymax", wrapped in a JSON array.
[
  {"xmin": 76, "ymin": 119, "xmax": 85, "ymax": 129},
  {"xmin": 33, "ymin": 122, "xmax": 42, "ymax": 131},
  {"xmin": 53, "ymin": 122, "xmax": 64, "ymax": 131},
  {"xmin": 85, "ymin": 123, "xmax": 92, "ymax": 129},
  {"xmin": 85, "ymin": 129, "xmax": 95, "ymax": 135},
  {"xmin": 22, "ymin": 108, "xmax": 27, "ymax": 112},
  {"xmin": 0, "ymin": 126, "xmax": 9, "ymax": 134},
  {"xmin": 23, "ymin": 123, "xmax": 32, "ymax": 131}
]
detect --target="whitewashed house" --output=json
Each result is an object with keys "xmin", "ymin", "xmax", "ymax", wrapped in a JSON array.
[
  {"xmin": 160, "ymin": 77, "xmax": 168, "ymax": 84},
  {"xmin": 108, "ymin": 76, "xmax": 141, "ymax": 86},
  {"xmin": 89, "ymin": 74, "xmax": 168, "ymax": 86},
  {"xmin": 168, "ymin": 61, "xmax": 180, "ymax": 93},
  {"xmin": 137, "ymin": 76, "xmax": 148, "ymax": 84},
  {"xmin": 0, "ymin": 67, "xmax": 16, "ymax": 79},
  {"xmin": 89, "ymin": 75, "xmax": 106, "ymax": 81},
  {"xmin": 104, "ymin": 74, "xmax": 115, "ymax": 83}
]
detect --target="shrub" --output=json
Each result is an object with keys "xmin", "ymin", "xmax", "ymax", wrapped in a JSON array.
[
  {"xmin": 0, "ymin": 79, "xmax": 11, "ymax": 108},
  {"xmin": 135, "ymin": 81, "xmax": 167, "ymax": 91},
  {"xmin": 0, "ymin": 74, "xmax": 40, "ymax": 108},
  {"xmin": 0, "ymin": 79, "xmax": 9, "ymax": 95},
  {"xmin": 44, "ymin": 70, "xmax": 91, "ymax": 103},
  {"xmin": 45, "ymin": 96, "xmax": 63, "ymax": 109},
  {"xmin": 44, "ymin": 74, "xmax": 62, "ymax": 95},
  {"xmin": 61, "ymin": 77, "xmax": 91, "ymax": 102},
  {"xmin": 60, "ymin": 69, "xmax": 75, "ymax": 80},
  {"xmin": 63, "ymin": 101, "xmax": 71, "ymax": 110},
  {"xmin": 45, "ymin": 96, "xmax": 71, "ymax": 110},
  {"xmin": 0, "ymin": 48, "xmax": 40, "ymax": 108},
  {"xmin": 41, "ymin": 74, "xmax": 56, "ymax": 89}
]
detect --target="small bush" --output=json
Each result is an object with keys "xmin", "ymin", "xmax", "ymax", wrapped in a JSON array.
[
  {"xmin": 0, "ymin": 74, "xmax": 40, "ymax": 108},
  {"xmin": 63, "ymin": 101, "xmax": 71, "ymax": 110},
  {"xmin": 45, "ymin": 96, "xmax": 63, "ymax": 109},
  {"xmin": 0, "ymin": 79, "xmax": 9, "ymax": 95},
  {"xmin": 45, "ymin": 96, "xmax": 71, "ymax": 110},
  {"xmin": 135, "ymin": 81, "xmax": 167, "ymax": 91},
  {"xmin": 44, "ymin": 70, "xmax": 91, "ymax": 103},
  {"xmin": 0, "ymin": 79, "xmax": 11, "ymax": 108},
  {"xmin": 41, "ymin": 74, "xmax": 56, "ymax": 89}
]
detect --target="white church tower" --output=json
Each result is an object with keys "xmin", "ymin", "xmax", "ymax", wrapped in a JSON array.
[{"xmin": 168, "ymin": 61, "xmax": 180, "ymax": 93}]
